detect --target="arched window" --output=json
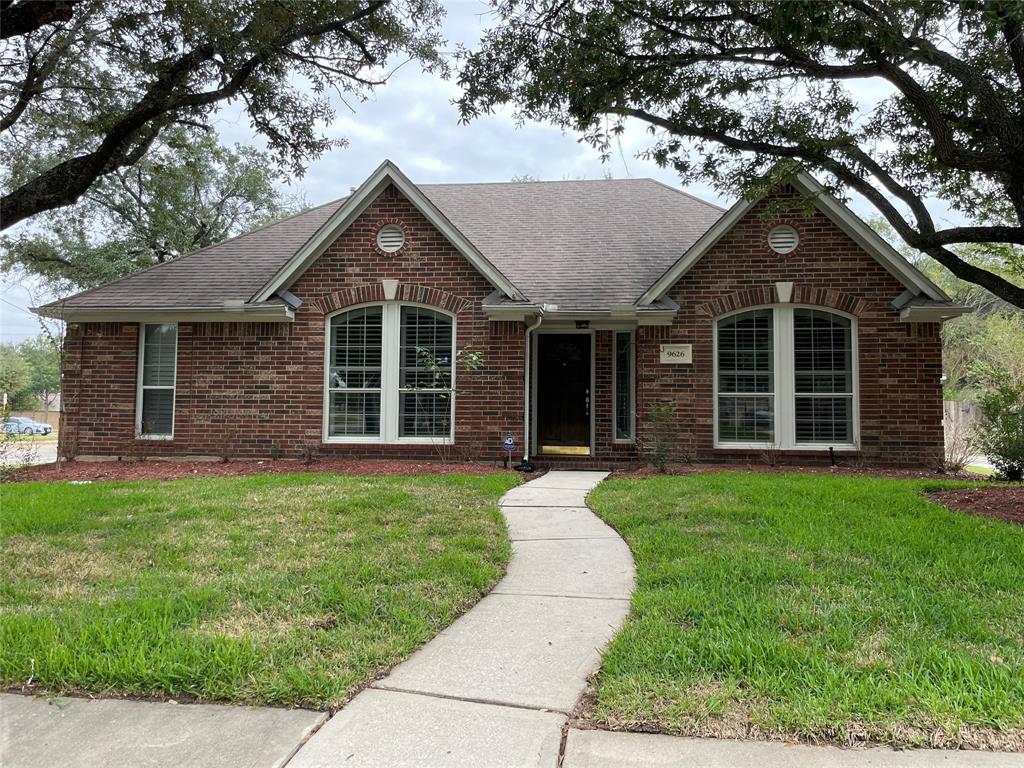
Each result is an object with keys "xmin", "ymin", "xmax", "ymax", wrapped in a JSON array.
[
  {"xmin": 715, "ymin": 306, "xmax": 857, "ymax": 449},
  {"xmin": 326, "ymin": 304, "xmax": 454, "ymax": 442}
]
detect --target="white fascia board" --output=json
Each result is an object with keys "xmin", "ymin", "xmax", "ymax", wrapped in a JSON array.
[
  {"xmin": 899, "ymin": 305, "xmax": 973, "ymax": 323},
  {"xmin": 638, "ymin": 171, "xmax": 949, "ymax": 305},
  {"xmin": 33, "ymin": 305, "xmax": 295, "ymax": 323},
  {"xmin": 254, "ymin": 159, "xmax": 524, "ymax": 303},
  {"xmin": 482, "ymin": 304, "xmax": 542, "ymax": 321}
]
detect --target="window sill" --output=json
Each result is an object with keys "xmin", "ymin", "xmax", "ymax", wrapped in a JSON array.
[
  {"xmin": 322, "ymin": 437, "xmax": 454, "ymax": 446},
  {"xmin": 135, "ymin": 435, "xmax": 174, "ymax": 442},
  {"xmin": 713, "ymin": 445, "xmax": 859, "ymax": 454}
]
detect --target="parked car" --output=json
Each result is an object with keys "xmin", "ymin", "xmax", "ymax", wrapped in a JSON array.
[{"xmin": 3, "ymin": 416, "xmax": 53, "ymax": 435}]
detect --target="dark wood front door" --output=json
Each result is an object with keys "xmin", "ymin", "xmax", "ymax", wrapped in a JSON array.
[{"xmin": 537, "ymin": 334, "xmax": 591, "ymax": 454}]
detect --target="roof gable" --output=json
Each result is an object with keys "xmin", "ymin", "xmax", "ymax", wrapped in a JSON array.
[
  {"xmin": 638, "ymin": 172, "xmax": 949, "ymax": 305},
  {"xmin": 254, "ymin": 160, "xmax": 523, "ymax": 303}
]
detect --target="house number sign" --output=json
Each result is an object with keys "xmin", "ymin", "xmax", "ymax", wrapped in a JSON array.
[{"xmin": 660, "ymin": 343, "xmax": 693, "ymax": 364}]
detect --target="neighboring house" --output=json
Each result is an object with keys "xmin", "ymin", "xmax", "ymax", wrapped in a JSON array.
[{"xmin": 36, "ymin": 161, "xmax": 969, "ymax": 467}]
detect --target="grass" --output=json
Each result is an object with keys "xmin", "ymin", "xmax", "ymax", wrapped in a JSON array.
[
  {"xmin": 0, "ymin": 472, "xmax": 519, "ymax": 708},
  {"xmin": 586, "ymin": 473, "xmax": 1024, "ymax": 749},
  {"xmin": 5, "ymin": 432, "xmax": 57, "ymax": 442},
  {"xmin": 966, "ymin": 465, "xmax": 996, "ymax": 476}
]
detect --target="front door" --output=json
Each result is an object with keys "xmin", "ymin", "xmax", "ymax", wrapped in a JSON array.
[{"xmin": 536, "ymin": 333, "xmax": 591, "ymax": 455}]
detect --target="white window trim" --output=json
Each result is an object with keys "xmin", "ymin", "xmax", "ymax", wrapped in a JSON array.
[
  {"xmin": 136, "ymin": 323, "xmax": 177, "ymax": 440},
  {"xmin": 612, "ymin": 330, "xmax": 636, "ymax": 443},
  {"xmin": 713, "ymin": 304, "xmax": 859, "ymax": 451},
  {"xmin": 322, "ymin": 302, "xmax": 456, "ymax": 445}
]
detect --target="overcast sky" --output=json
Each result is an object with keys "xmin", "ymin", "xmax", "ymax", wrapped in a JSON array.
[{"xmin": 1, "ymin": 1, "xmax": 906, "ymax": 343}]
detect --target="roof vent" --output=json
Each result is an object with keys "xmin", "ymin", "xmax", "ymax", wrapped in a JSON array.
[
  {"xmin": 377, "ymin": 224, "xmax": 405, "ymax": 253},
  {"xmin": 767, "ymin": 224, "xmax": 799, "ymax": 254}
]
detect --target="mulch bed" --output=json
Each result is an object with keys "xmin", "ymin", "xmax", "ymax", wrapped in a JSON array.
[
  {"xmin": 612, "ymin": 463, "xmax": 974, "ymax": 481},
  {"xmin": 8, "ymin": 457, "xmax": 522, "ymax": 484},
  {"xmin": 929, "ymin": 486, "xmax": 1024, "ymax": 526}
]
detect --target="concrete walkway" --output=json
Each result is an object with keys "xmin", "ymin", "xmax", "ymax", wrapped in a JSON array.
[
  {"xmin": 0, "ymin": 694, "xmax": 326, "ymax": 768},
  {"xmin": 289, "ymin": 470, "xmax": 633, "ymax": 768},
  {"xmin": 562, "ymin": 730, "xmax": 1023, "ymax": 767}
]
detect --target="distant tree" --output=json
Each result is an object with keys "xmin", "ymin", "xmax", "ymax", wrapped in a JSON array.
[
  {"xmin": 2, "ymin": 128, "xmax": 302, "ymax": 291},
  {"xmin": 458, "ymin": 0, "xmax": 1024, "ymax": 308},
  {"xmin": 1, "ymin": 0, "xmax": 445, "ymax": 229},
  {"xmin": 16, "ymin": 336, "xmax": 61, "ymax": 419},
  {"xmin": 0, "ymin": 345, "xmax": 32, "ymax": 410},
  {"xmin": 871, "ymin": 217, "xmax": 1024, "ymax": 399}
]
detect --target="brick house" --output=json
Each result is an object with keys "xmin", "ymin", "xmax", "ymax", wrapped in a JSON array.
[{"xmin": 37, "ymin": 161, "xmax": 969, "ymax": 468}]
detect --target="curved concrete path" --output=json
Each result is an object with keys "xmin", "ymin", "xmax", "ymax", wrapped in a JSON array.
[{"xmin": 290, "ymin": 470, "xmax": 634, "ymax": 768}]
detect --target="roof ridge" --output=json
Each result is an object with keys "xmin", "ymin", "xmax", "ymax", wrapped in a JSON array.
[{"xmin": 42, "ymin": 197, "xmax": 346, "ymax": 310}]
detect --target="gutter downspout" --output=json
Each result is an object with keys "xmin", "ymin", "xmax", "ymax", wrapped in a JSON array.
[{"xmin": 521, "ymin": 311, "xmax": 545, "ymax": 464}]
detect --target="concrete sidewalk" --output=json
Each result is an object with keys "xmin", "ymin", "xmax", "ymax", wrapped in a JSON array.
[
  {"xmin": 288, "ymin": 470, "xmax": 633, "ymax": 768},
  {"xmin": 562, "ymin": 730, "xmax": 1023, "ymax": 767},
  {"xmin": 0, "ymin": 694, "xmax": 325, "ymax": 768}
]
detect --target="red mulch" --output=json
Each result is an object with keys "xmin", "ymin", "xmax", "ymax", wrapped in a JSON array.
[
  {"xmin": 930, "ymin": 486, "xmax": 1024, "ymax": 526},
  {"xmin": 8, "ymin": 457, "xmax": 522, "ymax": 484},
  {"xmin": 611, "ymin": 462, "xmax": 973, "ymax": 481}
]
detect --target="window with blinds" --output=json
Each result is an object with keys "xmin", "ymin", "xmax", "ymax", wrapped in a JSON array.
[
  {"xmin": 398, "ymin": 307, "xmax": 452, "ymax": 438},
  {"xmin": 328, "ymin": 306, "xmax": 384, "ymax": 437},
  {"xmin": 716, "ymin": 309, "xmax": 775, "ymax": 442},
  {"xmin": 138, "ymin": 323, "xmax": 177, "ymax": 437},
  {"xmin": 715, "ymin": 306, "xmax": 858, "ymax": 449},
  {"xmin": 793, "ymin": 309, "xmax": 853, "ymax": 443},
  {"xmin": 326, "ymin": 303, "xmax": 455, "ymax": 442}
]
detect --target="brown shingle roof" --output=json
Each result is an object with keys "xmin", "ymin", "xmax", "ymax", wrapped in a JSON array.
[{"xmin": 48, "ymin": 178, "xmax": 726, "ymax": 312}]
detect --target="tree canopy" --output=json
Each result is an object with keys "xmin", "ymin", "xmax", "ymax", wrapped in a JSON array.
[
  {"xmin": 1, "ymin": 0, "xmax": 444, "ymax": 229},
  {"xmin": 457, "ymin": 0, "xmax": 1024, "ymax": 307},
  {"xmin": 2, "ymin": 127, "xmax": 300, "ymax": 291}
]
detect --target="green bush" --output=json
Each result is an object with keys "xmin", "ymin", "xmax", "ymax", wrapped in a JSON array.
[{"xmin": 976, "ymin": 374, "xmax": 1024, "ymax": 481}]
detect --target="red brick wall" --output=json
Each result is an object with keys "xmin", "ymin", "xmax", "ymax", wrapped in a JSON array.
[
  {"xmin": 62, "ymin": 184, "xmax": 527, "ymax": 462},
  {"xmin": 60, "ymin": 185, "xmax": 943, "ymax": 467},
  {"xmin": 633, "ymin": 191, "xmax": 944, "ymax": 467}
]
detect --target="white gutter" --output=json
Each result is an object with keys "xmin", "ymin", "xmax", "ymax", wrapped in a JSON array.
[{"xmin": 521, "ymin": 311, "xmax": 545, "ymax": 463}]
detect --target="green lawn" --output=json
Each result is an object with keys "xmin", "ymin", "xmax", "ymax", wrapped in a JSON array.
[
  {"xmin": 1, "ymin": 472, "xmax": 518, "ymax": 708},
  {"xmin": 587, "ymin": 473, "xmax": 1024, "ymax": 749}
]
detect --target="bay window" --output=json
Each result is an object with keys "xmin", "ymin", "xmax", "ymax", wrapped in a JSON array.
[
  {"xmin": 326, "ymin": 303, "xmax": 454, "ymax": 442},
  {"xmin": 715, "ymin": 307, "xmax": 857, "ymax": 449}
]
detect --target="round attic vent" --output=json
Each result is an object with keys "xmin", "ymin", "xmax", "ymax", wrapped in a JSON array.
[
  {"xmin": 767, "ymin": 224, "xmax": 799, "ymax": 254},
  {"xmin": 377, "ymin": 224, "xmax": 405, "ymax": 253}
]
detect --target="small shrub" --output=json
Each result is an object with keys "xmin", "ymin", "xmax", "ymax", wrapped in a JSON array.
[
  {"xmin": 760, "ymin": 442, "xmax": 783, "ymax": 468},
  {"xmin": 942, "ymin": 408, "xmax": 976, "ymax": 473},
  {"xmin": 641, "ymin": 402, "xmax": 675, "ymax": 473},
  {"xmin": 0, "ymin": 421, "xmax": 38, "ymax": 479},
  {"xmin": 976, "ymin": 374, "xmax": 1024, "ymax": 481},
  {"xmin": 301, "ymin": 442, "xmax": 319, "ymax": 465}
]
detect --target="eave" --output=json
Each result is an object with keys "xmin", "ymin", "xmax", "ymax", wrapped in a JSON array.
[
  {"xmin": 898, "ymin": 305, "xmax": 973, "ymax": 323},
  {"xmin": 32, "ymin": 303, "xmax": 295, "ymax": 323}
]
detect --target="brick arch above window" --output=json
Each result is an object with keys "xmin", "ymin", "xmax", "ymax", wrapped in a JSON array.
[
  {"xmin": 311, "ymin": 284, "xmax": 474, "ymax": 316},
  {"xmin": 697, "ymin": 286, "xmax": 868, "ymax": 318}
]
